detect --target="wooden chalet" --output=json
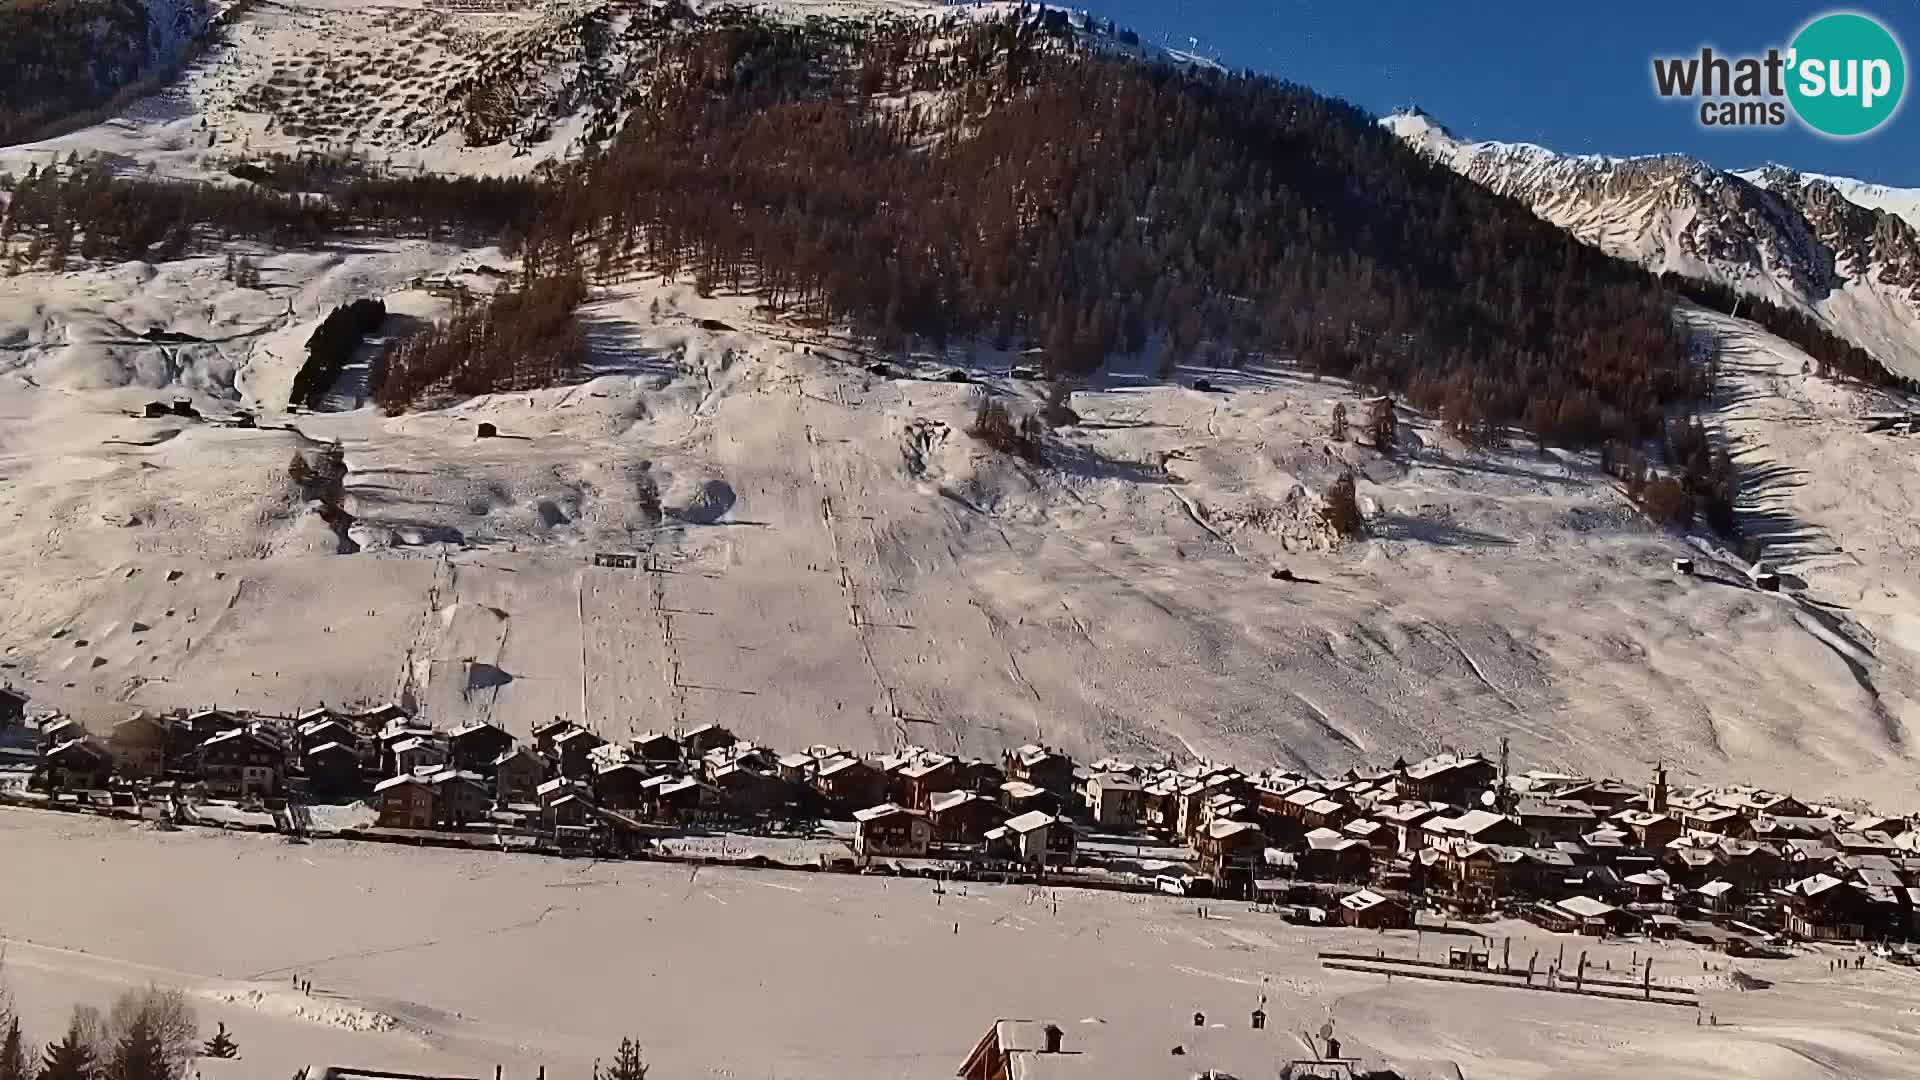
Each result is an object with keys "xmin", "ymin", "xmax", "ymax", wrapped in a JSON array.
[
  {"xmin": 448, "ymin": 722, "xmax": 514, "ymax": 772},
  {"xmin": 680, "ymin": 723, "xmax": 736, "ymax": 759},
  {"xmin": 853, "ymin": 803, "xmax": 933, "ymax": 857},
  {"xmin": 374, "ymin": 775, "xmax": 436, "ymax": 829},
  {"xmin": 1085, "ymin": 773, "xmax": 1144, "ymax": 828},
  {"xmin": 815, "ymin": 755, "xmax": 886, "ymax": 812},
  {"xmin": 928, "ymin": 789, "xmax": 1009, "ymax": 844},
  {"xmin": 44, "ymin": 738, "xmax": 112, "ymax": 791},
  {"xmin": 998, "ymin": 810, "xmax": 1077, "ymax": 870},
  {"xmin": 592, "ymin": 762, "xmax": 650, "ymax": 810},
  {"xmin": 196, "ymin": 727, "xmax": 284, "ymax": 797},
  {"xmin": 553, "ymin": 727, "xmax": 606, "ymax": 778},
  {"xmin": 1339, "ymin": 888, "xmax": 1413, "ymax": 929},
  {"xmin": 1197, "ymin": 819, "xmax": 1267, "ymax": 895},
  {"xmin": 491, "ymin": 747, "xmax": 547, "ymax": 805},
  {"xmin": 107, "ymin": 712, "xmax": 171, "ymax": 780},
  {"xmin": 1004, "ymin": 745, "xmax": 1075, "ymax": 794},
  {"xmin": 303, "ymin": 741, "xmax": 362, "ymax": 796},
  {"xmin": 632, "ymin": 731, "xmax": 682, "ymax": 767}
]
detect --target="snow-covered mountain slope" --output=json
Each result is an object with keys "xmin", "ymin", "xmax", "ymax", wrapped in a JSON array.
[
  {"xmin": 3, "ymin": 244, "xmax": 1918, "ymax": 807},
  {"xmin": 1384, "ymin": 108, "xmax": 1920, "ymax": 380},
  {"xmin": 0, "ymin": 0, "xmax": 1206, "ymax": 182}
]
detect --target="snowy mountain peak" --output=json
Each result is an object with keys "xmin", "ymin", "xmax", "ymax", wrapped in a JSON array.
[{"xmin": 1383, "ymin": 109, "xmax": 1920, "ymax": 380}]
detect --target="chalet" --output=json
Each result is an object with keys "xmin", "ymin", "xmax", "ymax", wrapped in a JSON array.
[
  {"xmin": 1300, "ymin": 827, "xmax": 1372, "ymax": 883},
  {"xmin": 1556, "ymin": 778, "xmax": 1640, "ymax": 810},
  {"xmin": 0, "ymin": 686, "xmax": 27, "ymax": 727},
  {"xmin": 1398, "ymin": 754, "xmax": 1498, "ymax": 805},
  {"xmin": 536, "ymin": 776, "xmax": 586, "ymax": 806},
  {"xmin": 1002, "ymin": 810, "xmax": 1077, "ymax": 870},
  {"xmin": 180, "ymin": 709, "xmax": 247, "ymax": 746},
  {"xmin": 1341, "ymin": 817, "xmax": 1394, "ymax": 858},
  {"xmin": 815, "ymin": 756, "xmax": 886, "ymax": 811},
  {"xmin": 448, "ymin": 722, "xmax": 514, "ymax": 772},
  {"xmin": 1004, "ymin": 745, "xmax": 1075, "ymax": 794},
  {"xmin": 1661, "ymin": 846, "xmax": 1722, "ymax": 887},
  {"xmin": 1615, "ymin": 810, "xmax": 1682, "ymax": 851},
  {"xmin": 391, "ymin": 736, "xmax": 444, "ymax": 777},
  {"xmin": 999, "ymin": 780, "xmax": 1061, "ymax": 818},
  {"xmin": 107, "ymin": 712, "xmax": 170, "ymax": 780},
  {"xmin": 545, "ymin": 792, "xmax": 594, "ymax": 831},
  {"xmin": 533, "ymin": 718, "xmax": 576, "ymax": 757},
  {"xmin": 701, "ymin": 743, "xmax": 775, "ymax": 781},
  {"xmin": 1279, "ymin": 786, "xmax": 1326, "ymax": 824},
  {"xmin": 1085, "ymin": 773, "xmax": 1144, "ymax": 828},
  {"xmin": 303, "ymin": 742, "xmax": 361, "ymax": 795},
  {"xmin": 1754, "ymin": 815, "xmax": 1840, "ymax": 842},
  {"xmin": 1197, "ymin": 820, "xmax": 1267, "ymax": 895},
  {"xmin": 350, "ymin": 703, "xmax": 412, "ymax": 734},
  {"xmin": 592, "ymin": 762, "xmax": 650, "ymax": 810},
  {"xmin": 680, "ymin": 723, "xmax": 736, "ymax": 759},
  {"xmin": 1620, "ymin": 869, "xmax": 1672, "ymax": 904},
  {"xmin": 554, "ymin": 728, "xmax": 606, "ymax": 778},
  {"xmin": 775, "ymin": 752, "xmax": 817, "ymax": 785},
  {"xmin": 711, "ymin": 762, "xmax": 788, "ymax": 819},
  {"xmin": 1142, "ymin": 779, "xmax": 1180, "ymax": 834},
  {"xmin": 894, "ymin": 753, "xmax": 957, "ymax": 810},
  {"xmin": 374, "ymin": 775, "xmax": 436, "ymax": 829},
  {"xmin": 1550, "ymin": 895, "xmax": 1639, "ymax": 937},
  {"xmin": 1784, "ymin": 874, "xmax": 1869, "ymax": 941},
  {"xmin": 376, "ymin": 723, "xmax": 436, "ymax": 775},
  {"xmin": 1423, "ymin": 809, "xmax": 1528, "ymax": 849},
  {"xmin": 36, "ymin": 716, "xmax": 81, "ymax": 752},
  {"xmin": 429, "ymin": 770, "xmax": 491, "ymax": 827},
  {"xmin": 491, "ymin": 747, "xmax": 547, "ymax": 805},
  {"xmin": 1375, "ymin": 802, "xmax": 1444, "ymax": 854},
  {"xmin": 296, "ymin": 716, "xmax": 356, "ymax": 757},
  {"xmin": 1300, "ymin": 797, "xmax": 1350, "ymax": 832},
  {"xmin": 654, "ymin": 776, "xmax": 724, "ymax": 823},
  {"xmin": 632, "ymin": 731, "xmax": 682, "ymax": 767},
  {"xmin": 1693, "ymin": 879, "xmax": 1740, "ymax": 914},
  {"xmin": 1513, "ymin": 798, "xmax": 1600, "ymax": 846},
  {"xmin": 854, "ymin": 803, "xmax": 934, "ymax": 857},
  {"xmin": 197, "ymin": 728, "xmax": 283, "ymax": 797},
  {"xmin": 44, "ymin": 738, "xmax": 112, "ymax": 791},
  {"xmin": 929, "ymin": 790, "xmax": 1009, "ymax": 845},
  {"xmin": 1680, "ymin": 805, "xmax": 1754, "ymax": 840},
  {"xmin": 1174, "ymin": 780, "xmax": 1211, "ymax": 840},
  {"xmin": 1340, "ymin": 888, "xmax": 1413, "ymax": 930}
]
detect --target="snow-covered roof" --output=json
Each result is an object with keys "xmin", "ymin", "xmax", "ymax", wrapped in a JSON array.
[
  {"xmin": 1006, "ymin": 810, "xmax": 1061, "ymax": 834},
  {"xmin": 930, "ymin": 790, "xmax": 980, "ymax": 813},
  {"xmin": 853, "ymin": 803, "xmax": 922, "ymax": 822},
  {"xmin": 1556, "ymin": 895, "xmax": 1619, "ymax": 919},
  {"xmin": 1339, "ymin": 889, "xmax": 1395, "ymax": 911}
]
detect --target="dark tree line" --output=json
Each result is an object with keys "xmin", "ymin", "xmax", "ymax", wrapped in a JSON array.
[
  {"xmin": 290, "ymin": 298, "xmax": 386, "ymax": 409},
  {"xmin": 518, "ymin": 10, "xmax": 1704, "ymax": 449},
  {"xmin": 0, "ymin": 158, "xmax": 550, "ymax": 269},
  {"xmin": 372, "ymin": 274, "xmax": 589, "ymax": 412}
]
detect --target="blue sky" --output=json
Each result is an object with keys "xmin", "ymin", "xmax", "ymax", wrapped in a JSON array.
[{"xmin": 1074, "ymin": 1, "xmax": 1920, "ymax": 186}]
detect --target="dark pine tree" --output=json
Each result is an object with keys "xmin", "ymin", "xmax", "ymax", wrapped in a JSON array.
[
  {"xmin": 105, "ymin": 1018, "xmax": 165, "ymax": 1080},
  {"xmin": 35, "ymin": 1026, "xmax": 94, "ymax": 1080},
  {"xmin": 198, "ymin": 1025, "xmax": 237, "ymax": 1061}
]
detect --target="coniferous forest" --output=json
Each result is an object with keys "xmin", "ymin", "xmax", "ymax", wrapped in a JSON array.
[{"xmin": 0, "ymin": 5, "xmax": 1908, "ymax": 482}]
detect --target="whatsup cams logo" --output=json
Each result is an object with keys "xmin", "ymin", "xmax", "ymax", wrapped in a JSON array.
[{"xmin": 1652, "ymin": 11, "xmax": 1907, "ymax": 137}]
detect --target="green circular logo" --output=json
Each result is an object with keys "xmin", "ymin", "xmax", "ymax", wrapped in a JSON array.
[{"xmin": 1787, "ymin": 12, "xmax": 1906, "ymax": 137}]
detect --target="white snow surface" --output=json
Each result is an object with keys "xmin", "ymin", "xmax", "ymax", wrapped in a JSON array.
[{"xmin": 4, "ymin": 809, "xmax": 1920, "ymax": 1080}]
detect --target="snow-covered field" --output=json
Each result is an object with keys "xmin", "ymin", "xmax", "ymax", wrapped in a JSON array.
[{"xmin": 5, "ymin": 808, "xmax": 1920, "ymax": 1080}]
